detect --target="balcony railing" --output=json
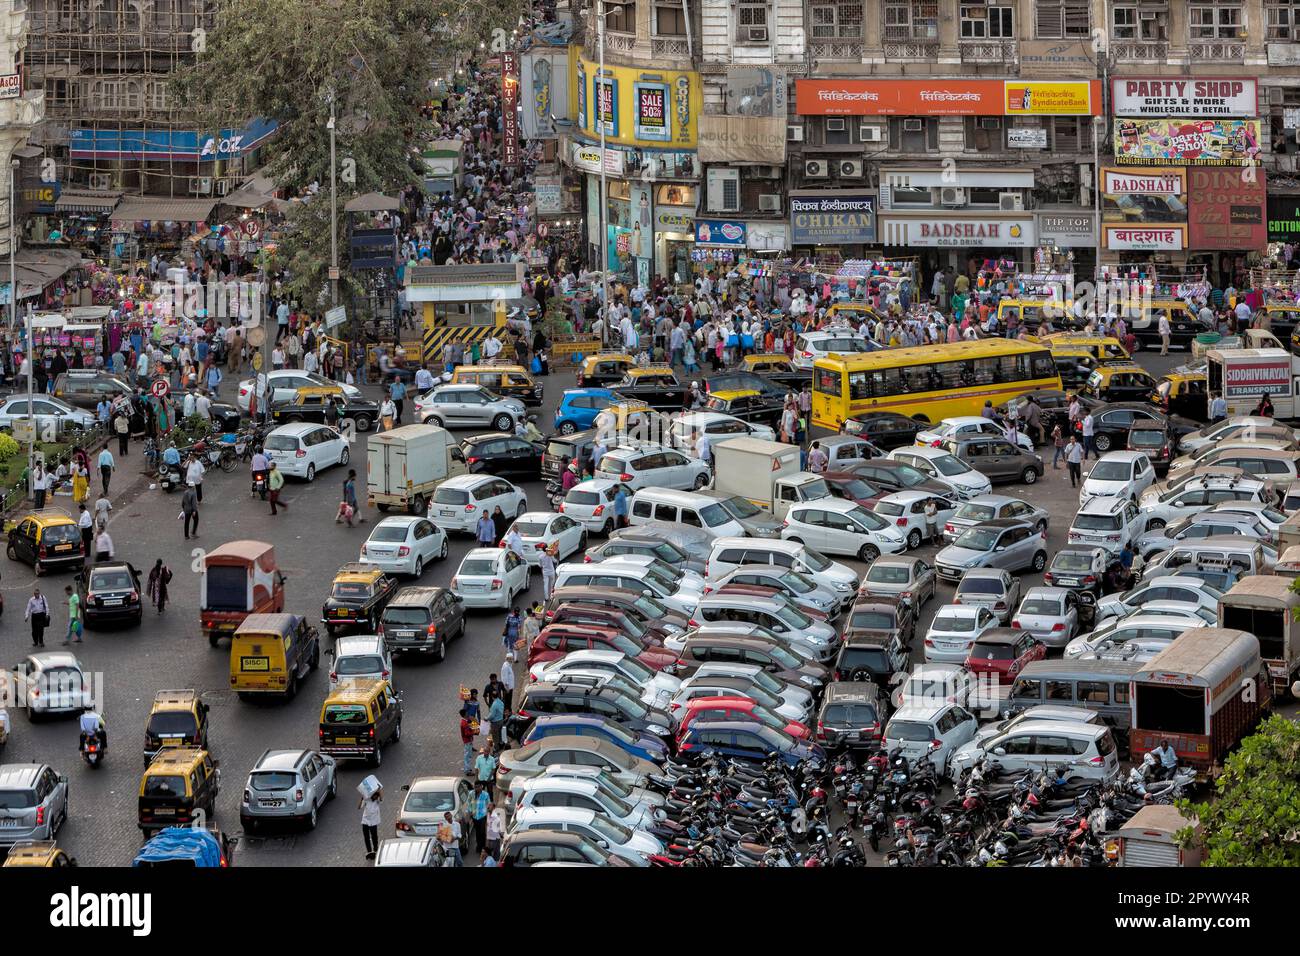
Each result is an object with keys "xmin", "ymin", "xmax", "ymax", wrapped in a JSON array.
[
  {"xmin": 604, "ymin": 30, "xmax": 637, "ymax": 54},
  {"xmin": 1187, "ymin": 40, "xmax": 1246, "ymax": 60},
  {"xmin": 959, "ymin": 39, "xmax": 1017, "ymax": 63},
  {"xmin": 882, "ymin": 40, "xmax": 940, "ymax": 59},
  {"xmin": 651, "ymin": 35, "xmax": 691, "ymax": 59},
  {"xmin": 1110, "ymin": 40, "xmax": 1169, "ymax": 60},
  {"xmin": 810, "ymin": 39, "xmax": 864, "ymax": 61}
]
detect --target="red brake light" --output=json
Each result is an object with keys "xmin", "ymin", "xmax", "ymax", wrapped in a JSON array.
[
  {"xmin": 427, "ymin": 623, "xmax": 437, "ymax": 635},
  {"xmin": 931, "ymin": 739, "xmax": 942, "ymax": 749},
  {"xmin": 1011, "ymin": 621, "xmax": 1020, "ymax": 629},
  {"xmin": 464, "ymin": 504, "xmax": 475, "ymax": 512},
  {"xmin": 467, "ymin": 457, "xmax": 481, "ymax": 464},
  {"xmin": 1082, "ymin": 575, "xmax": 1096, "ymax": 584},
  {"xmin": 593, "ymin": 505, "xmax": 605, "ymax": 516},
  {"xmin": 396, "ymin": 821, "xmax": 413, "ymax": 831},
  {"xmin": 35, "ymin": 806, "xmax": 45, "ymax": 826},
  {"xmin": 1051, "ymin": 623, "xmax": 1066, "ymax": 631},
  {"xmin": 329, "ymin": 672, "xmax": 337, "ymax": 681},
  {"xmin": 491, "ymin": 578, "xmax": 504, "ymax": 590},
  {"xmin": 895, "ymin": 518, "xmax": 907, "ymax": 526},
  {"xmin": 295, "ymin": 449, "xmax": 306, "ymax": 457},
  {"xmin": 397, "ymin": 546, "xmax": 410, "ymax": 556},
  {"xmin": 944, "ymin": 523, "xmax": 954, "ymax": 532},
  {"xmin": 620, "ymin": 473, "xmax": 633, "ymax": 482}
]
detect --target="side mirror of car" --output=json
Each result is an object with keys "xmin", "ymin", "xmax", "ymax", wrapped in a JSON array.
[
  {"xmin": 994, "ymin": 546, "xmax": 1005, "ymax": 552},
  {"xmin": 993, "ymin": 747, "xmax": 1007, "ymax": 756}
]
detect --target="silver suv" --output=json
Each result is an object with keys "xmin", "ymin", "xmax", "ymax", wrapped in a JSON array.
[
  {"xmin": 418, "ymin": 384, "xmax": 524, "ymax": 431},
  {"xmin": 239, "ymin": 749, "xmax": 338, "ymax": 831},
  {"xmin": 0, "ymin": 763, "xmax": 69, "ymax": 848}
]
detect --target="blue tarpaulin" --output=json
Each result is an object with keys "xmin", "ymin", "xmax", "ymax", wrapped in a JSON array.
[{"xmin": 132, "ymin": 827, "xmax": 225, "ymax": 867}]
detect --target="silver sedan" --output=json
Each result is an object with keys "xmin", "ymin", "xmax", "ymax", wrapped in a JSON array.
[{"xmin": 941, "ymin": 494, "xmax": 1049, "ymax": 544}]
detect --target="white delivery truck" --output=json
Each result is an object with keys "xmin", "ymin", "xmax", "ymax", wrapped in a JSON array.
[
  {"xmin": 1107, "ymin": 805, "xmax": 1202, "ymax": 867},
  {"xmin": 711, "ymin": 437, "xmax": 832, "ymax": 518},
  {"xmin": 1206, "ymin": 347, "xmax": 1296, "ymax": 418},
  {"xmin": 366, "ymin": 423, "xmax": 465, "ymax": 514}
]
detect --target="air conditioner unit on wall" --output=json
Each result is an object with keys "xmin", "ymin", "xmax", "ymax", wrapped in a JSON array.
[
  {"xmin": 215, "ymin": 179, "xmax": 231, "ymax": 196},
  {"xmin": 87, "ymin": 173, "xmax": 111, "ymax": 190},
  {"xmin": 903, "ymin": 118, "xmax": 924, "ymax": 132},
  {"xmin": 189, "ymin": 177, "xmax": 213, "ymax": 195},
  {"xmin": 758, "ymin": 193, "xmax": 782, "ymax": 211},
  {"xmin": 999, "ymin": 192, "xmax": 1023, "ymax": 211},
  {"xmin": 788, "ymin": 126, "xmax": 804, "ymax": 142},
  {"xmin": 827, "ymin": 118, "xmax": 847, "ymax": 132},
  {"xmin": 860, "ymin": 126, "xmax": 883, "ymax": 143},
  {"xmin": 839, "ymin": 159, "xmax": 864, "ymax": 178},
  {"xmin": 748, "ymin": 26, "xmax": 768, "ymax": 41},
  {"xmin": 749, "ymin": 165, "xmax": 783, "ymax": 179},
  {"xmin": 940, "ymin": 187, "xmax": 967, "ymax": 206},
  {"xmin": 804, "ymin": 159, "xmax": 829, "ymax": 178}
]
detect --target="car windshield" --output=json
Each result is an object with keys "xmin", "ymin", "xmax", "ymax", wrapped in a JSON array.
[
  {"xmin": 866, "ymin": 564, "xmax": 910, "ymax": 584},
  {"xmin": 850, "ymin": 609, "xmax": 896, "ymax": 629},
  {"xmin": 458, "ymin": 559, "xmax": 497, "ymax": 576},
  {"xmin": 957, "ymin": 578, "xmax": 1003, "ymax": 595},
  {"xmin": 513, "ymin": 521, "xmax": 551, "ymax": 536},
  {"xmin": 331, "ymin": 582, "xmax": 374, "ymax": 599},
  {"xmin": 777, "ymin": 570, "xmax": 814, "ymax": 594},
  {"xmin": 1089, "ymin": 461, "xmax": 1132, "ymax": 481},
  {"xmin": 433, "ymin": 487, "xmax": 469, "ymax": 505},
  {"xmin": 800, "ymin": 548, "xmax": 832, "ymax": 572},
  {"xmin": 954, "ymin": 528, "xmax": 999, "ymax": 551},
  {"xmin": 616, "ymin": 657, "xmax": 652, "ymax": 682},
  {"xmin": 930, "ymin": 455, "xmax": 972, "ymax": 477},
  {"xmin": 1052, "ymin": 552, "xmax": 1095, "ymax": 572},
  {"xmin": 932, "ymin": 613, "xmax": 975, "ymax": 633},
  {"xmin": 955, "ymin": 503, "xmax": 997, "ymax": 521},
  {"xmin": 651, "ymin": 542, "xmax": 686, "ymax": 563},
  {"xmin": 588, "ymin": 814, "xmax": 634, "ymax": 843},
  {"xmin": 892, "ymin": 465, "xmax": 930, "ymax": 487},
  {"xmin": 776, "ymin": 604, "xmax": 812, "ymax": 628},
  {"xmin": 971, "ymin": 642, "xmax": 1016, "ymax": 660},
  {"xmin": 90, "ymin": 569, "xmax": 133, "ymax": 590},
  {"xmin": 850, "ymin": 507, "xmax": 889, "ymax": 531},
  {"xmin": 632, "ymin": 596, "xmax": 666, "ymax": 619},
  {"xmin": 146, "ymin": 712, "xmax": 197, "ymax": 737},
  {"xmin": 720, "ymin": 497, "xmax": 764, "ymax": 520},
  {"xmin": 1020, "ymin": 599, "xmax": 1062, "ymax": 615},
  {"xmin": 337, "ymin": 655, "xmax": 384, "ymax": 675},
  {"xmin": 404, "ymin": 790, "xmax": 455, "ymax": 813},
  {"xmin": 1073, "ymin": 514, "xmax": 1121, "ymax": 531},
  {"xmin": 249, "ymin": 771, "xmax": 298, "ymax": 792},
  {"xmin": 769, "ymin": 645, "xmax": 802, "ymax": 667},
  {"xmin": 369, "ymin": 526, "xmax": 409, "ymax": 543},
  {"xmin": 699, "ymin": 504, "xmax": 731, "ymax": 528},
  {"xmin": 888, "ymin": 720, "xmax": 936, "ymax": 742}
]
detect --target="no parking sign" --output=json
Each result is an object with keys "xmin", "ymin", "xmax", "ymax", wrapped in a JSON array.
[{"xmin": 151, "ymin": 379, "xmax": 170, "ymax": 399}]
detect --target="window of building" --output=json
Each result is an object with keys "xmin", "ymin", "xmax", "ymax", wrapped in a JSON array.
[
  {"xmin": 960, "ymin": 4, "xmax": 1014, "ymax": 38},
  {"xmin": 1035, "ymin": 0, "xmax": 1090, "ymax": 37},
  {"xmin": 964, "ymin": 116, "xmax": 1004, "ymax": 150},
  {"xmin": 655, "ymin": 2, "xmax": 686, "ymax": 35},
  {"xmin": 823, "ymin": 117, "xmax": 851, "ymax": 145},
  {"xmin": 43, "ymin": 78, "xmax": 75, "ymax": 110},
  {"xmin": 147, "ymin": 81, "xmax": 170, "ymax": 112},
  {"xmin": 737, "ymin": 2, "xmax": 769, "ymax": 41},
  {"xmin": 1189, "ymin": 4, "xmax": 1242, "ymax": 38},
  {"xmin": 966, "ymin": 187, "xmax": 1003, "ymax": 205},
  {"xmin": 889, "ymin": 117, "xmax": 939, "ymax": 152},
  {"xmin": 884, "ymin": 1, "xmax": 940, "ymax": 41},
  {"xmin": 604, "ymin": 0, "xmax": 636, "ymax": 33},
  {"xmin": 1113, "ymin": 3, "xmax": 1169, "ymax": 40},
  {"xmin": 812, "ymin": 2, "xmax": 864, "ymax": 38},
  {"xmin": 1051, "ymin": 116, "xmax": 1094, "ymax": 151},
  {"xmin": 889, "ymin": 186, "xmax": 932, "ymax": 206},
  {"xmin": 1267, "ymin": 1, "xmax": 1300, "ymax": 39}
]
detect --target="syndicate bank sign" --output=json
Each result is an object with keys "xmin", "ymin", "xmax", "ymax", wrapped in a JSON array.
[{"xmin": 789, "ymin": 192, "xmax": 876, "ymax": 245}]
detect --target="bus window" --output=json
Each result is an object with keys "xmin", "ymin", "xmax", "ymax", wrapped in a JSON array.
[
  {"xmin": 814, "ymin": 367, "xmax": 842, "ymax": 396},
  {"xmin": 1031, "ymin": 353, "xmax": 1056, "ymax": 379}
]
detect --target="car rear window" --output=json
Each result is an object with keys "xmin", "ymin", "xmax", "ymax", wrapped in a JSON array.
[
  {"xmin": 955, "ymin": 503, "xmax": 996, "ymax": 521},
  {"xmin": 143, "ymin": 775, "xmax": 187, "ymax": 797},
  {"xmin": 383, "ymin": 606, "xmax": 431, "ymax": 625},
  {"xmin": 370, "ymin": 526, "xmax": 408, "ymax": 542},
  {"xmin": 324, "ymin": 704, "xmax": 370, "ymax": 724},
  {"xmin": 957, "ymin": 578, "xmax": 1003, "ymax": 594},
  {"xmin": 146, "ymin": 712, "xmax": 197, "ymax": 737},
  {"xmin": 566, "ymin": 490, "xmax": 602, "ymax": 506},
  {"xmin": 90, "ymin": 569, "xmax": 133, "ymax": 590},
  {"xmin": 849, "ymin": 609, "xmax": 896, "ymax": 629},
  {"xmin": 1073, "ymin": 514, "xmax": 1120, "ymax": 531},
  {"xmin": 43, "ymin": 524, "xmax": 79, "ymax": 544},
  {"xmin": 459, "ymin": 559, "xmax": 497, "ymax": 575},
  {"xmin": 249, "ymin": 771, "xmax": 298, "ymax": 791},
  {"xmin": 932, "ymin": 613, "xmax": 974, "ymax": 632},
  {"xmin": 822, "ymin": 703, "xmax": 878, "ymax": 725},
  {"xmin": 337, "ymin": 655, "xmax": 385, "ymax": 675},
  {"xmin": 404, "ymin": 790, "xmax": 455, "ymax": 813},
  {"xmin": 265, "ymin": 435, "xmax": 298, "ymax": 451},
  {"xmin": 865, "ymin": 564, "xmax": 909, "ymax": 584},
  {"xmin": 1052, "ymin": 552, "xmax": 1095, "ymax": 572},
  {"xmin": 0, "ymin": 789, "xmax": 37, "ymax": 809},
  {"xmin": 433, "ymin": 487, "xmax": 469, "ymax": 505},
  {"xmin": 839, "ymin": 647, "xmax": 891, "ymax": 670},
  {"xmin": 513, "ymin": 521, "xmax": 550, "ymax": 536},
  {"xmin": 546, "ymin": 439, "xmax": 577, "ymax": 458},
  {"xmin": 331, "ymin": 582, "xmax": 374, "ymax": 599},
  {"xmin": 1019, "ymin": 599, "xmax": 1061, "ymax": 616},
  {"xmin": 971, "ymin": 641, "xmax": 1015, "ymax": 660},
  {"xmin": 875, "ymin": 501, "xmax": 904, "ymax": 517},
  {"xmin": 887, "ymin": 720, "xmax": 934, "ymax": 741}
]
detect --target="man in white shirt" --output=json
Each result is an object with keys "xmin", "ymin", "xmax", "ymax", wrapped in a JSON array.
[
  {"xmin": 186, "ymin": 457, "xmax": 206, "ymax": 503},
  {"xmin": 414, "ymin": 365, "xmax": 435, "ymax": 391},
  {"xmin": 195, "ymin": 391, "xmax": 212, "ymax": 421},
  {"xmin": 1157, "ymin": 313, "xmax": 1172, "ymax": 355},
  {"xmin": 1081, "ymin": 412, "xmax": 1097, "ymax": 459}
]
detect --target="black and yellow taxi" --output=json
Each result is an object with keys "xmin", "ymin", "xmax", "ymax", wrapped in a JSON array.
[
  {"xmin": 1151, "ymin": 371, "xmax": 1209, "ymax": 421},
  {"xmin": 6, "ymin": 508, "xmax": 85, "ymax": 574},
  {"xmin": 1, "ymin": 841, "xmax": 77, "ymax": 867},
  {"xmin": 451, "ymin": 364, "xmax": 544, "ymax": 406},
  {"xmin": 1264, "ymin": 303, "xmax": 1300, "ymax": 341},
  {"xmin": 137, "ymin": 747, "xmax": 220, "ymax": 837},
  {"xmin": 1077, "ymin": 363, "xmax": 1159, "ymax": 405},
  {"xmin": 144, "ymin": 689, "xmax": 212, "ymax": 767},
  {"xmin": 270, "ymin": 385, "xmax": 379, "ymax": 432},
  {"xmin": 740, "ymin": 353, "xmax": 807, "ymax": 391},
  {"xmin": 318, "ymin": 679, "xmax": 403, "ymax": 767},
  {"xmin": 322, "ymin": 564, "xmax": 399, "ymax": 636},
  {"xmin": 702, "ymin": 389, "xmax": 786, "ymax": 427},
  {"xmin": 229, "ymin": 612, "xmax": 321, "ymax": 700},
  {"xmin": 1038, "ymin": 333, "xmax": 1131, "ymax": 363},
  {"xmin": 576, "ymin": 351, "xmax": 637, "ymax": 389},
  {"xmin": 611, "ymin": 365, "xmax": 688, "ymax": 411},
  {"xmin": 996, "ymin": 298, "xmax": 1064, "ymax": 332}
]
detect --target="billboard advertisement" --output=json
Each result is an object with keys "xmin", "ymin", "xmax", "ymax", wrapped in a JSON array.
[
  {"xmin": 1187, "ymin": 167, "xmax": 1267, "ymax": 251},
  {"xmin": 795, "ymin": 79, "xmax": 1099, "ymax": 116},
  {"xmin": 1111, "ymin": 77, "xmax": 1258, "ymax": 117},
  {"xmin": 1100, "ymin": 167, "xmax": 1187, "ymax": 223},
  {"xmin": 790, "ymin": 192, "xmax": 876, "ymax": 245},
  {"xmin": 1113, "ymin": 118, "xmax": 1262, "ymax": 166},
  {"xmin": 1103, "ymin": 225, "xmax": 1186, "ymax": 251},
  {"xmin": 571, "ymin": 56, "xmax": 699, "ymax": 148}
]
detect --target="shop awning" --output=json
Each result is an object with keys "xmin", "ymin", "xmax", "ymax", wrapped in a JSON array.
[
  {"xmin": 222, "ymin": 170, "xmax": 280, "ymax": 210},
  {"xmin": 54, "ymin": 190, "xmax": 122, "ymax": 214},
  {"xmin": 111, "ymin": 197, "xmax": 217, "ymax": 223},
  {"xmin": 1, "ymin": 248, "xmax": 88, "ymax": 302}
]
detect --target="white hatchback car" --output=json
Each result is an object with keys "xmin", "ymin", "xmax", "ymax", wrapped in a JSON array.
[
  {"xmin": 948, "ymin": 720, "xmax": 1120, "ymax": 781},
  {"xmin": 1079, "ymin": 451, "xmax": 1156, "ymax": 504},
  {"xmin": 923, "ymin": 604, "xmax": 999, "ymax": 663},
  {"xmin": 1063, "ymin": 613, "xmax": 1207, "ymax": 660},
  {"xmin": 916, "ymin": 416, "xmax": 1034, "ymax": 453},
  {"xmin": 595, "ymin": 444, "xmax": 711, "ymax": 492},
  {"xmin": 781, "ymin": 498, "xmax": 907, "ymax": 562},
  {"xmin": 1136, "ymin": 476, "xmax": 1268, "ymax": 531},
  {"xmin": 670, "ymin": 411, "xmax": 776, "ymax": 448},
  {"xmin": 887, "ymin": 447, "xmax": 992, "ymax": 499},
  {"xmin": 1010, "ymin": 587, "xmax": 1079, "ymax": 648},
  {"xmin": 428, "ymin": 475, "xmax": 527, "ymax": 535},
  {"xmin": 328, "ymin": 635, "xmax": 394, "ymax": 689},
  {"xmin": 561, "ymin": 479, "xmax": 632, "ymax": 535},
  {"xmin": 872, "ymin": 490, "xmax": 959, "ymax": 551},
  {"xmin": 508, "ymin": 512, "xmax": 588, "ymax": 564},
  {"xmin": 884, "ymin": 703, "xmax": 979, "ymax": 777},
  {"xmin": 359, "ymin": 516, "xmax": 448, "ymax": 577},
  {"xmin": 555, "ymin": 555, "xmax": 705, "ymax": 616},
  {"xmin": 531, "ymin": 649, "xmax": 683, "ymax": 710},
  {"xmin": 1094, "ymin": 577, "xmax": 1225, "ymax": 622},
  {"xmin": 264, "ymin": 422, "xmax": 350, "ymax": 481},
  {"xmin": 450, "ymin": 547, "xmax": 531, "ymax": 609}
]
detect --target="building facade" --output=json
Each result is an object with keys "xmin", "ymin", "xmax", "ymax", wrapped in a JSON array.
[
  {"xmin": 0, "ymin": 0, "xmax": 45, "ymax": 261},
  {"xmin": 557, "ymin": 0, "xmax": 1300, "ymax": 288}
]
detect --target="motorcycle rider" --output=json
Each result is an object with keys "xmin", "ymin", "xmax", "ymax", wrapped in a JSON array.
[
  {"xmin": 79, "ymin": 709, "xmax": 107, "ymax": 753},
  {"xmin": 520, "ymin": 416, "xmax": 544, "ymax": 444},
  {"xmin": 162, "ymin": 442, "xmax": 181, "ymax": 470},
  {"xmin": 250, "ymin": 446, "xmax": 270, "ymax": 496},
  {"xmin": 1150, "ymin": 739, "xmax": 1178, "ymax": 780}
]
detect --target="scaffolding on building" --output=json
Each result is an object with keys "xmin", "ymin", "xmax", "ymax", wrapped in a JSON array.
[{"xmin": 24, "ymin": 0, "xmax": 250, "ymax": 198}]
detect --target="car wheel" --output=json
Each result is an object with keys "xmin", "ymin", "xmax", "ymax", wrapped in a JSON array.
[
  {"xmin": 1145, "ymin": 516, "xmax": 1166, "ymax": 532},
  {"xmin": 1031, "ymin": 551, "xmax": 1047, "ymax": 572},
  {"xmin": 1130, "ymin": 338, "xmax": 1142, "ymax": 353},
  {"xmin": 693, "ymin": 472, "xmax": 710, "ymax": 490},
  {"xmin": 424, "ymin": 415, "xmax": 444, "ymax": 428},
  {"xmin": 328, "ymin": 776, "xmax": 337, "ymax": 800},
  {"xmin": 305, "ymin": 463, "xmax": 316, "ymax": 482},
  {"xmin": 5, "ymin": 542, "xmax": 14, "ymax": 560},
  {"xmin": 436, "ymin": 638, "xmax": 447, "ymax": 663},
  {"xmin": 1094, "ymin": 434, "xmax": 1112, "ymax": 453},
  {"xmin": 413, "ymin": 557, "xmax": 424, "ymax": 578},
  {"xmin": 492, "ymin": 413, "xmax": 514, "ymax": 432},
  {"xmin": 559, "ymin": 421, "xmax": 577, "ymax": 435},
  {"xmin": 354, "ymin": 415, "xmax": 373, "ymax": 433},
  {"xmin": 1021, "ymin": 467, "xmax": 1039, "ymax": 485},
  {"xmin": 1036, "ymin": 519, "xmax": 1047, "ymax": 533},
  {"xmin": 577, "ymin": 531, "xmax": 588, "ymax": 553},
  {"xmin": 858, "ymin": 544, "xmax": 880, "ymax": 562},
  {"xmin": 393, "ymin": 720, "xmax": 402, "ymax": 743},
  {"xmin": 339, "ymin": 447, "xmax": 350, "ymax": 467},
  {"xmin": 372, "ymin": 746, "xmax": 382, "ymax": 768},
  {"xmin": 515, "ymin": 501, "xmax": 527, "ymax": 518},
  {"xmin": 307, "ymin": 805, "xmax": 318, "ymax": 830},
  {"xmin": 906, "ymin": 529, "xmax": 922, "ymax": 550},
  {"xmin": 439, "ymin": 537, "xmax": 448, "ymax": 560},
  {"xmin": 601, "ymin": 518, "xmax": 614, "ymax": 535}
]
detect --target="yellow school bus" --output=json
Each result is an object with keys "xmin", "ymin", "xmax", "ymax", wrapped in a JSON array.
[{"xmin": 810, "ymin": 339, "xmax": 1062, "ymax": 430}]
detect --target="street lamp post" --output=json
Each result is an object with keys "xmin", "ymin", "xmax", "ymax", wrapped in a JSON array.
[
  {"xmin": 329, "ymin": 93, "xmax": 339, "ymax": 307},
  {"xmin": 1093, "ymin": 114, "xmax": 1104, "ymax": 280},
  {"xmin": 9, "ymin": 159, "xmax": 32, "ymax": 489},
  {"xmin": 597, "ymin": 0, "xmax": 609, "ymax": 313}
]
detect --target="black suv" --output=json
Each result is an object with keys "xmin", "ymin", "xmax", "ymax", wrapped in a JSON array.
[
  {"xmin": 509, "ymin": 681, "xmax": 673, "ymax": 741},
  {"xmin": 52, "ymin": 371, "xmax": 133, "ymax": 409},
  {"xmin": 816, "ymin": 682, "xmax": 887, "ymax": 751},
  {"xmin": 459, "ymin": 433, "xmax": 544, "ymax": 479},
  {"xmin": 378, "ymin": 586, "xmax": 465, "ymax": 660},
  {"xmin": 541, "ymin": 430, "xmax": 597, "ymax": 486},
  {"xmin": 833, "ymin": 634, "xmax": 909, "ymax": 687}
]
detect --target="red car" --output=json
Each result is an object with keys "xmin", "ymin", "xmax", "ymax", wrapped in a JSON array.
[
  {"xmin": 963, "ymin": 628, "xmax": 1046, "ymax": 685},
  {"xmin": 673, "ymin": 696, "xmax": 812, "ymax": 747},
  {"xmin": 821, "ymin": 471, "xmax": 886, "ymax": 509},
  {"xmin": 527, "ymin": 623, "xmax": 678, "ymax": 673}
]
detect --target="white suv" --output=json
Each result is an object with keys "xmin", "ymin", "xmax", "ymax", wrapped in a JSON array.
[
  {"xmin": 1067, "ymin": 495, "xmax": 1144, "ymax": 557},
  {"xmin": 428, "ymin": 474, "xmax": 527, "ymax": 534},
  {"xmin": 1136, "ymin": 476, "xmax": 1268, "ymax": 531},
  {"xmin": 1079, "ymin": 451, "xmax": 1155, "ymax": 504},
  {"xmin": 595, "ymin": 444, "xmax": 711, "ymax": 491}
]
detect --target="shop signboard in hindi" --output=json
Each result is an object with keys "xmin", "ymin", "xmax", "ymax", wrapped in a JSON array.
[
  {"xmin": 1103, "ymin": 225, "xmax": 1186, "ymax": 251},
  {"xmin": 790, "ymin": 192, "xmax": 876, "ymax": 245}
]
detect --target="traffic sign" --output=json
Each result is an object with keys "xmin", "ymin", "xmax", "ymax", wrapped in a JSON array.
[
  {"xmin": 252, "ymin": 352, "xmax": 264, "ymax": 371},
  {"xmin": 150, "ymin": 379, "xmax": 170, "ymax": 398}
]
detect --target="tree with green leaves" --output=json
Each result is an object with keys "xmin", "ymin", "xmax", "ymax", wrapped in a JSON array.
[{"xmin": 1179, "ymin": 714, "xmax": 1300, "ymax": 866}]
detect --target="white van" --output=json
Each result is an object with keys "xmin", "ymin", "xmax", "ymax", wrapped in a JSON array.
[
  {"xmin": 948, "ymin": 719, "xmax": 1120, "ymax": 781},
  {"xmin": 791, "ymin": 330, "xmax": 874, "ymax": 370},
  {"xmin": 628, "ymin": 488, "xmax": 749, "ymax": 539},
  {"xmin": 705, "ymin": 536, "xmax": 859, "ymax": 596}
]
